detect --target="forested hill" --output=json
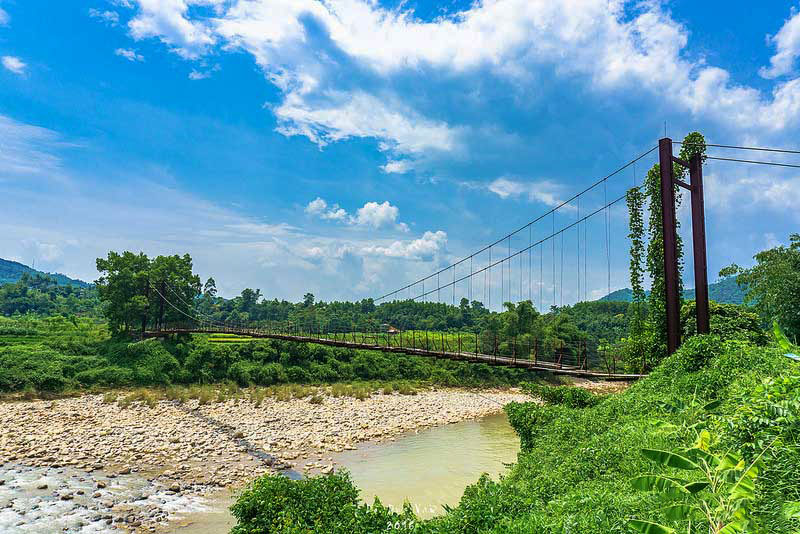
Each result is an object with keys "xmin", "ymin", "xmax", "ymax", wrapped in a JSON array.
[
  {"xmin": 599, "ymin": 276, "xmax": 745, "ymax": 304},
  {"xmin": 0, "ymin": 258, "xmax": 90, "ymax": 288}
]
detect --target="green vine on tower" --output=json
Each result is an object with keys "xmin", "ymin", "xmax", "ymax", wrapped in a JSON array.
[{"xmin": 629, "ymin": 132, "xmax": 707, "ymax": 366}]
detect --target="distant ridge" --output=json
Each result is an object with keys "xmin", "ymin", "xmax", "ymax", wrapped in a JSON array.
[
  {"xmin": 0, "ymin": 258, "xmax": 90, "ymax": 287},
  {"xmin": 599, "ymin": 277, "xmax": 745, "ymax": 305}
]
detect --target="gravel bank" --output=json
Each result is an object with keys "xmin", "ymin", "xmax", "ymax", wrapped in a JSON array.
[{"xmin": 0, "ymin": 387, "xmax": 528, "ymax": 532}]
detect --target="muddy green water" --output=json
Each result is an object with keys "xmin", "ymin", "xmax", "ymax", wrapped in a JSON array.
[{"xmin": 170, "ymin": 412, "xmax": 520, "ymax": 531}]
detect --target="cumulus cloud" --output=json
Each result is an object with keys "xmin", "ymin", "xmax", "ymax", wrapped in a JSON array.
[
  {"xmin": 115, "ymin": 48, "xmax": 145, "ymax": 62},
  {"xmin": 127, "ymin": 0, "xmax": 221, "ymax": 60},
  {"xmin": 118, "ymin": 0, "xmax": 800, "ymax": 150},
  {"xmin": 362, "ymin": 231, "xmax": 447, "ymax": 260},
  {"xmin": 305, "ymin": 197, "xmax": 348, "ymax": 221},
  {"xmin": 88, "ymin": 8, "xmax": 120, "ymax": 26},
  {"xmin": 352, "ymin": 201, "xmax": 408, "ymax": 231},
  {"xmin": 305, "ymin": 198, "xmax": 408, "ymax": 231},
  {"xmin": 2, "ymin": 56, "xmax": 26, "ymax": 75},
  {"xmin": 761, "ymin": 8, "xmax": 800, "ymax": 79}
]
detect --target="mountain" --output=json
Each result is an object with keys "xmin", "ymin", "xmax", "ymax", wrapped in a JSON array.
[
  {"xmin": 0, "ymin": 258, "xmax": 90, "ymax": 287},
  {"xmin": 599, "ymin": 277, "xmax": 745, "ymax": 305}
]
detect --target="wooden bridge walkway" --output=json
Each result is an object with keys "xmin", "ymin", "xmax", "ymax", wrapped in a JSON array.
[{"xmin": 145, "ymin": 326, "xmax": 644, "ymax": 380}]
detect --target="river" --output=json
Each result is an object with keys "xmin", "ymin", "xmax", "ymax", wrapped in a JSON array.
[{"xmin": 171, "ymin": 412, "xmax": 520, "ymax": 531}]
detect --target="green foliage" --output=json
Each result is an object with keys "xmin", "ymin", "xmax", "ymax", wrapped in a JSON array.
[
  {"xmin": 627, "ymin": 186, "xmax": 646, "ymax": 338},
  {"xmin": 681, "ymin": 300, "xmax": 767, "ymax": 345},
  {"xmin": 524, "ymin": 382, "xmax": 601, "ymax": 408},
  {"xmin": 0, "ymin": 273, "xmax": 100, "ymax": 316},
  {"xmin": 230, "ymin": 472, "xmax": 417, "ymax": 534},
  {"xmin": 721, "ymin": 233, "xmax": 800, "ymax": 341},
  {"xmin": 0, "ymin": 316, "xmax": 531, "ymax": 393},
  {"xmin": 95, "ymin": 250, "xmax": 201, "ymax": 335},
  {"xmin": 419, "ymin": 336, "xmax": 795, "ymax": 534},
  {"xmin": 630, "ymin": 431, "xmax": 770, "ymax": 534}
]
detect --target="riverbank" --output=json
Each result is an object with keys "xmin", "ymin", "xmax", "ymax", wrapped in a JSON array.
[{"xmin": 0, "ymin": 387, "xmax": 528, "ymax": 532}]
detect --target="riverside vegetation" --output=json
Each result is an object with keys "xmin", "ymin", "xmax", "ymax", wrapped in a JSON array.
[
  {"xmin": 2, "ymin": 131, "xmax": 799, "ymax": 532},
  {"xmin": 226, "ymin": 136, "xmax": 800, "ymax": 533}
]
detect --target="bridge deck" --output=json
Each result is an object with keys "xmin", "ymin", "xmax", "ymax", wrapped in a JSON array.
[{"xmin": 145, "ymin": 327, "xmax": 644, "ymax": 380}]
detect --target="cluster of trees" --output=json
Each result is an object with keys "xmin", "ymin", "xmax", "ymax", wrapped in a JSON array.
[
  {"xmin": 0, "ymin": 273, "xmax": 100, "ymax": 317},
  {"xmin": 95, "ymin": 251, "xmax": 200, "ymax": 335}
]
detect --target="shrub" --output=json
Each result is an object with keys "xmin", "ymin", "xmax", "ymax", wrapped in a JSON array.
[
  {"xmin": 231, "ymin": 471, "xmax": 416, "ymax": 534},
  {"xmin": 681, "ymin": 300, "xmax": 768, "ymax": 345},
  {"xmin": 524, "ymin": 383, "xmax": 601, "ymax": 408},
  {"xmin": 0, "ymin": 346, "xmax": 73, "ymax": 392},
  {"xmin": 74, "ymin": 366, "xmax": 133, "ymax": 388}
]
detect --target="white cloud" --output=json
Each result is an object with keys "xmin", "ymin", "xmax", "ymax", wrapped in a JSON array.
[
  {"xmin": 381, "ymin": 160, "xmax": 412, "ymax": 174},
  {"xmin": 761, "ymin": 8, "xmax": 800, "ymax": 79},
  {"xmin": 486, "ymin": 177, "xmax": 566, "ymax": 208},
  {"xmin": 0, "ymin": 115, "xmax": 452, "ymax": 300},
  {"xmin": 0, "ymin": 114, "xmax": 66, "ymax": 179},
  {"xmin": 305, "ymin": 197, "xmax": 348, "ymax": 221},
  {"xmin": 274, "ymin": 91, "xmax": 459, "ymax": 156},
  {"xmin": 128, "ymin": 0, "xmax": 221, "ymax": 60},
  {"xmin": 306, "ymin": 198, "xmax": 408, "ymax": 230},
  {"xmin": 352, "ymin": 201, "xmax": 408, "ymax": 231},
  {"xmin": 2, "ymin": 56, "xmax": 26, "ymax": 75},
  {"xmin": 0, "ymin": 6, "xmax": 9, "ymax": 26},
  {"xmin": 362, "ymin": 231, "xmax": 447, "ymax": 259},
  {"xmin": 88, "ymin": 8, "xmax": 120, "ymax": 26},
  {"xmin": 704, "ymin": 169, "xmax": 800, "ymax": 221},
  {"xmin": 119, "ymin": 0, "xmax": 800, "ymax": 159},
  {"xmin": 188, "ymin": 63, "xmax": 220, "ymax": 80},
  {"xmin": 115, "ymin": 48, "xmax": 145, "ymax": 62}
]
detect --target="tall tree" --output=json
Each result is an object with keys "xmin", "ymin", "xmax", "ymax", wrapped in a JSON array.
[
  {"xmin": 721, "ymin": 233, "xmax": 800, "ymax": 341},
  {"xmin": 95, "ymin": 251, "xmax": 150, "ymax": 335}
]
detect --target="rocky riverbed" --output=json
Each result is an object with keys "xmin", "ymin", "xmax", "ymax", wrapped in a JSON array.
[{"xmin": 0, "ymin": 388, "xmax": 528, "ymax": 532}]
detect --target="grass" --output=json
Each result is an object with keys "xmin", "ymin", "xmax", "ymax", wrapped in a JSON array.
[{"xmin": 80, "ymin": 379, "xmax": 426, "ymax": 409}]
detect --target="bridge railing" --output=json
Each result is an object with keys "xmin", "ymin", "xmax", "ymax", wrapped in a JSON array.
[{"xmin": 150, "ymin": 318, "xmax": 631, "ymax": 375}]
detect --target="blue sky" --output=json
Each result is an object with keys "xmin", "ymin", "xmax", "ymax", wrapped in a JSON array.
[{"xmin": 1, "ymin": 0, "xmax": 799, "ymax": 307}]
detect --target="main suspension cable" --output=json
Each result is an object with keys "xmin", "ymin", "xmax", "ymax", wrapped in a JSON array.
[{"xmin": 374, "ymin": 145, "xmax": 658, "ymax": 302}]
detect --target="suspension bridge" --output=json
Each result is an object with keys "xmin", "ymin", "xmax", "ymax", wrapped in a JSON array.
[{"xmin": 139, "ymin": 137, "xmax": 800, "ymax": 380}]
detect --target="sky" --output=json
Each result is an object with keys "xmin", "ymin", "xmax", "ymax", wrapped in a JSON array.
[{"xmin": 1, "ymin": 0, "xmax": 799, "ymax": 307}]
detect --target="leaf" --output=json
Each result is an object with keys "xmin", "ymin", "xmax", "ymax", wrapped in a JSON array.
[
  {"xmin": 628, "ymin": 519, "xmax": 675, "ymax": 534},
  {"xmin": 774, "ymin": 320, "xmax": 793, "ymax": 351},
  {"xmin": 631, "ymin": 475, "xmax": 689, "ymax": 495},
  {"xmin": 663, "ymin": 504, "xmax": 695, "ymax": 521},
  {"xmin": 686, "ymin": 447, "xmax": 718, "ymax": 466},
  {"xmin": 683, "ymin": 481, "xmax": 710, "ymax": 494},
  {"xmin": 719, "ymin": 520, "xmax": 748, "ymax": 534},
  {"xmin": 641, "ymin": 449, "xmax": 698, "ymax": 470},
  {"xmin": 703, "ymin": 399, "xmax": 722, "ymax": 412},
  {"xmin": 694, "ymin": 430, "xmax": 712, "ymax": 451},
  {"xmin": 783, "ymin": 501, "xmax": 800, "ymax": 520}
]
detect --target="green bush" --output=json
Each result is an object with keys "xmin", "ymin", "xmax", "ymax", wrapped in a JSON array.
[
  {"xmin": 681, "ymin": 300, "xmax": 768, "ymax": 345},
  {"xmin": 74, "ymin": 366, "xmax": 134, "ymax": 388},
  {"xmin": 231, "ymin": 471, "xmax": 416, "ymax": 534},
  {"xmin": 524, "ymin": 382, "xmax": 601, "ymax": 408},
  {"xmin": 0, "ymin": 346, "xmax": 73, "ymax": 391}
]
